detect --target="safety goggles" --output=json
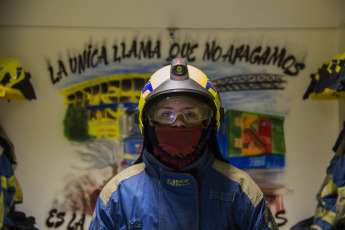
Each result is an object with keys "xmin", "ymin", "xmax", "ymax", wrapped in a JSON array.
[{"xmin": 146, "ymin": 95, "xmax": 213, "ymax": 125}]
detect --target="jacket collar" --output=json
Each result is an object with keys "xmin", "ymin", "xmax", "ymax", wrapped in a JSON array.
[{"xmin": 142, "ymin": 147, "xmax": 215, "ymax": 179}]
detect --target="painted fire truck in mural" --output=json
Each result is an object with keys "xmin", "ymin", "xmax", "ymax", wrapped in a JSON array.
[
  {"xmin": 59, "ymin": 74, "xmax": 149, "ymax": 166},
  {"xmin": 60, "ymin": 74, "xmax": 149, "ymax": 138}
]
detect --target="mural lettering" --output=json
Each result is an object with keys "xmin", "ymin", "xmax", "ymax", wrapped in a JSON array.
[
  {"xmin": 275, "ymin": 210, "xmax": 288, "ymax": 227},
  {"xmin": 46, "ymin": 209, "xmax": 85, "ymax": 230},
  {"xmin": 49, "ymin": 60, "xmax": 67, "ymax": 84},
  {"xmin": 48, "ymin": 38, "xmax": 306, "ymax": 85},
  {"xmin": 48, "ymin": 45, "xmax": 108, "ymax": 84},
  {"xmin": 69, "ymin": 45, "xmax": 108, "ymax": 74},
  {"xmin": 46, "ymin": 209, "xmax": 65, "ymax": 228},
  {"xmin": 203, "ymin": 41, "xmax": 305, "ymax": 76},
  {"xmin": 167, "ymin": 42, "xmax": 198, "ymax": 62},
  {"xmin": 113, "ymin": 40, "xmax": 161, "ymax": 62}
]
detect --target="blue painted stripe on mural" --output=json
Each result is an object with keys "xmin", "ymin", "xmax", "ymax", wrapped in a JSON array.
[
  {"xmin": 227, "ymin": 154, "xmax": 285, "ymax": 169},
  {"xmin": 206, "ymin": 80, "xmax": 217, "ymax": 92},
  {"xmin": 141, "ymin": 81, "xmax": 153, "ymax": 94},
  {"xmin": 85, "ymin": 102, "xmax": 138, "ymax": 110}
]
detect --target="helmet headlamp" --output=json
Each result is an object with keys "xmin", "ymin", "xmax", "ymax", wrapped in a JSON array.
[{"xmin": 170, "ymin": 58, "xmax": 189, "ymax": 81}]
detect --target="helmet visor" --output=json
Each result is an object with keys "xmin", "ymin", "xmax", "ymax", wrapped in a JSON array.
[{"xmin": 146, "ymin": 95, "xmax": 213, "ymax": 126}]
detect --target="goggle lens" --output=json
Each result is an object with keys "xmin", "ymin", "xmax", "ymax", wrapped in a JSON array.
[{"xmin": 146, "ymin": 96, "xmax": 213, "ymax": 125}]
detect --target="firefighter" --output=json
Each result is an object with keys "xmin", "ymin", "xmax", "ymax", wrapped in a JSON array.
[{"xmin": 89, "ymin": 58, "xmax": 278, "ymax": 230}]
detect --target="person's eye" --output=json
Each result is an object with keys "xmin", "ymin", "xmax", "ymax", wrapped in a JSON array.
[
  {"xmin": 162, "ymin": 112, "xmax": 171, "ymax": 117},
  {"xmin": 159, "ymin": 111, "xmax": 173, "ymax": 120},
  {"xmin": 184, "ymin": 111, "xmax": 198, "ymax": 119}
]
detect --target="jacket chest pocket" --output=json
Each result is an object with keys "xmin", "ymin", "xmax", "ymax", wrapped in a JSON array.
[
  {"xmin": 210, "ymin": 189, "xmax": 236, "ymax": 202},
  {"xmin": 128, "ymin": 219, "xmax": 142, "ymax": 230},
  {"xmin": 207, "ymin": 189, "xmax": 240, "ymax": 229}
]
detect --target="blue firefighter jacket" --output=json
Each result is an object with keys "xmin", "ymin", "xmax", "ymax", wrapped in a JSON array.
[
  {"xmin": 0, "ymin": 147, "xmax": 16, "ymax": 229},
  {"xmin": 310, "ymin": 122, "xmax": 345, "ymax": 229},
  {"xmin": 89, "ymin": 147, "xmax": 278, "ymax": 230}
]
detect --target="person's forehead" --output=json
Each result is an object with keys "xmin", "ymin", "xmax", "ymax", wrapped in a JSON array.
[{"xmin": 155, "ymin": 95, "xmax": 201, "ymax": 108}]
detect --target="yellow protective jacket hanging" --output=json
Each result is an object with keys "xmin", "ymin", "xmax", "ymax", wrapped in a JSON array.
[{"xmin": 311, "ymin": 123, "xmax": 345, "ymax": 229}]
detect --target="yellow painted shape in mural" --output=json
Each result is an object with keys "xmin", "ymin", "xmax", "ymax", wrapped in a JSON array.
[
  {"xmin": 88, "ymin": 108, "xmax": 126, "ymax": 139},
  {"xmin": 241, "ymin": 114, "xmax": 263, "ymax": 156},
  {"xmin": 59, "ymin": 73, "xmax": 150, "ymax": 139},
  {"xmin": 123, "ymin": 153, "xmax": 140, "ymax": 160},
  {"xmin": 59, "ymin": 73, "xmax": 150, "ymax": 107}
]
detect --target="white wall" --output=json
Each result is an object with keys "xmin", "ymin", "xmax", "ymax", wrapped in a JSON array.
[
  {"xmin": 0, "ymin": 1, "xmax": 343, "ymax": 229},
  {"xmin": 0, "ymin": 0, "xmax": 339, "ymax": 29},
  {"xmin": 338, "ymin": 0, "xmax": 345, "ymax": 129}
]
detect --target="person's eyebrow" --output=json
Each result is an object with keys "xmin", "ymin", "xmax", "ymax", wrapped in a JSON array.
[
  {"xmin": 157, "ymin": 106, "xmax": 196, "ymax": 110},
  {"xmin": 158, "ymin": 106, "xmax": 173, "ymax": 110}
]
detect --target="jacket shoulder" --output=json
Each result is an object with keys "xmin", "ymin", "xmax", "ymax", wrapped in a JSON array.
[
  {"xmin": 99, "ymin": 162, "xmax": 146, "ymax": 204},
  {"xmin": 211, "ymin": 159, "xmax": 263, "ymax": 208}
]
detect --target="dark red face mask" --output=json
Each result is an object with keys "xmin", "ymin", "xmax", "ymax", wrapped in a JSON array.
[{"xmin": 152, "ymin": 124, "xmax": 207, "ymax": 170}]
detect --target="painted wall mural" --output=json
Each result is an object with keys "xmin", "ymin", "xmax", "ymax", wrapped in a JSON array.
[{"xmin": 45, "ymin": 34, "xmax": 306, "ymax": 229}]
